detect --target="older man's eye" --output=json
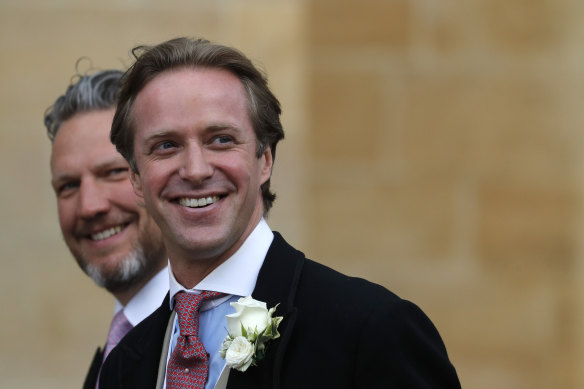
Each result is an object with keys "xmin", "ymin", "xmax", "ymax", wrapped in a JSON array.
[
  {"xmin": 106, "ymin": 167, "xmax": 129, "ymax": 180},
  {"xmin": 57, "ymin": 181, "xmax": 80, "ymax": 196},
  {"xmin": 108, "ymin": 167, "xmax": 128, "ymax": 175}
]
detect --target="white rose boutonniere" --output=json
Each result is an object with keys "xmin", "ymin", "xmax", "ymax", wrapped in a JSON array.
[{"xmin": 219, "ymin": 296, "xmax": 283, "ymax": 372}]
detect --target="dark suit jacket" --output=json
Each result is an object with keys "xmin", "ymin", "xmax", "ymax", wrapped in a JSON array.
[
  {"xmin": 99, "ymin": 232, "xmax": 461, "ymax": 389},
  {"xmin": 83, "ymin": 347, "xmax": 103, "ymax": 389}
]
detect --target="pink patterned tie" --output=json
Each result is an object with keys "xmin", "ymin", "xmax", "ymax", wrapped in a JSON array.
[
  {"xmin": 104, "ymin": 310, "xmax": 133, "ymax": 360},
  {"xmin": 166, "ymin": 291, "xmax": 223, "ymax": 389}
]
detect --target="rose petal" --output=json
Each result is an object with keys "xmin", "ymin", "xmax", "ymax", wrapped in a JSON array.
[
  {"xmin": 248, "ymin": 306, "xmax": 271, "ymax": 333},
  {"xmin": 227, "ymin": 297, "xmax": 271, "ymax": 336},
  {"xmin": 225, "ymin": 336, "xmax": 255, "ymax": 372}
]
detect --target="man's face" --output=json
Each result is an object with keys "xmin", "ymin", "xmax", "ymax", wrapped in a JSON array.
[
  {"xmin": 50, "ymin": 109, "xmax": 164, "ymax": 291},
  {"xmin": 129, "ymin": 68, "xmax": 272, "ymax": 268}
]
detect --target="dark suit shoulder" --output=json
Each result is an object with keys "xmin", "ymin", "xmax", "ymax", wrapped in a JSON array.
[
  {"xmin": 301, "ymin": 257, "xmax": 398, "ymax": 297},
  {"xmin": 120, "ymin": 299, "xmax": 168, "ymax": 349},
  {"xmin": 296, "ymin": 256, "xmax": 408, "ymax": 321},
  {"xmin": 99, "ymin": 294, "xmax": 171, "ymax": 389},
  {"xmin": 82, "ymin": 347, "xmax": 103, "ymax": 389},
  {"xmin": 270, "ymin": 234, "xmax": 461, "ymax": 388}
]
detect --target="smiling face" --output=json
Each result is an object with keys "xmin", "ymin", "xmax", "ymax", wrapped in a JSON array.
[
  {"xmin": 50, "ymin": 109, "xmax": 165, "ymax": 295},
  {"xmin": 129, "ymin": 68, "xmax": 272, "ymax": 285}
]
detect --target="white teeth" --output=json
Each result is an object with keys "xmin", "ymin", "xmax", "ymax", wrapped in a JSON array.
[
  {"xmin": 91, "ymin": 225, "xmax": 123, "ymax": 241},
  {"xmin": 179, "ymin": 196, "xmax": 220, "ymax": 208}
]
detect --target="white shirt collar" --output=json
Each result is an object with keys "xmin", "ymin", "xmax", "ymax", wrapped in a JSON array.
[
  {"xmin": 114, "ymin": 266, "xmax": 169, "ymax": 326},
  {"xmin": 168, "ymin": 218, "xmax": 273, "ymax": 310}
]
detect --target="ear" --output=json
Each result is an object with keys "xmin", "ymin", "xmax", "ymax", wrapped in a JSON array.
[
  {"xmin": 129, "ymin": 169, "xmax": 144, "ymax": 198},
  {"xmin": 260, "ymin": 147, "xmax": 273, "ymax": 185}
]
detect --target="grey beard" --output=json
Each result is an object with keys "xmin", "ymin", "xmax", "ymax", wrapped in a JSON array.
[{"xmin": 85, "ymin": 246, "xmax": 148, "ymax": 292}]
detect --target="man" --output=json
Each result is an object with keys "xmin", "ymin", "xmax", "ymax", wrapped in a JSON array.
[
  {"xmin": 44, "ymin": 69, "xmax": 169, "ymax": 389},
  {"xmin": 100, "ymin": 38, "xmax": 461, "ymax": 388}
]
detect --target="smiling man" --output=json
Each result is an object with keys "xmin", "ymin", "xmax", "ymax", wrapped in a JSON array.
[
  {"xmin": 99, "ymin": 38, "xmax": 461, "ymax": 389},
  {"xmin": 44, "ymin": 69, "xmax": 168, "ymax": 389}
]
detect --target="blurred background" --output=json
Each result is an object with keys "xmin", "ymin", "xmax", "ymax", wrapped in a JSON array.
[{"xmin": 2, "ymin": 0, "xmax": 584, "ymax": 387}]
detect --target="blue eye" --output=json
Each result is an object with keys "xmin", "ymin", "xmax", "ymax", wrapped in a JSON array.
[
  {"xmin": 158, "ymin": 141, "xmax": 176, "ymax": 149},
  {"xmin": 213, "ymin": 135, "xmax": 233, "ymax": 144},
  {"xmin": 152, "ymin": 140, "xmax": 178, "ymax": 153}
]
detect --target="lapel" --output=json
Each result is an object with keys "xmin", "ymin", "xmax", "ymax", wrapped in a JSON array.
[
  {"xmin": 226, "ymin": 232, "xmax": 304, "ymax": 389},
  {"xmin": 82, "ymin": 346, "xmax": 103, "ymax": 389},
  {"xmin": 107, "ymin": 293, "xmax": 172, "ymax": 389}
]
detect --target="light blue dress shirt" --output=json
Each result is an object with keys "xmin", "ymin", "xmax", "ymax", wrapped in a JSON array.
[{"xmin": 163, "ymin": 219, "xmax": 273, "ymax": 389}]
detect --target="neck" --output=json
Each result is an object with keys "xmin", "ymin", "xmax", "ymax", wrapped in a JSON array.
[
  {"xmin": 169, "ymin": 253, "xmax": 226, "ymax": 289},
  {"xmin": 168, "ymin": 216, "xmax": 263, "ymax": 289},
  {"xmin": 108, "ymin": 260, "xmax": 166, "ymax": 306},
  {"xmin": 112, "ymin": 286, "xmax": 141, "ymax": 306}
]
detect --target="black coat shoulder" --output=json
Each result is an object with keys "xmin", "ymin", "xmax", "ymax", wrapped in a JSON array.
[{"xmin": 269, "ymin": 234, "xmax": 461, "ymax": 388}]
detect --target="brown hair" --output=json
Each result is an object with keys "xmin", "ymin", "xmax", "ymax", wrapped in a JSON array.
[{"xmin": 111, "ymin": 37, "xmax": 284, "ymax": 214}]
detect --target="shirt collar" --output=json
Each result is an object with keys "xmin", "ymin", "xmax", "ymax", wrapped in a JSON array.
[
  {"xmin": 168, "ymin": 218, "xmax": 273, "ymax": 310},
  {"xmin": 115, "ymin": 266, "xmax": 169, "ymax": 326}
]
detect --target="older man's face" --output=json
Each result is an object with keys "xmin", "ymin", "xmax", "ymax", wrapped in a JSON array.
[
  {"xmin": 50, "ymin": 109, "xmax": 165, "ymax": 290},
  {"xmin": 129, "ymin": 68, "xmax": 273, "ymax": 276}
]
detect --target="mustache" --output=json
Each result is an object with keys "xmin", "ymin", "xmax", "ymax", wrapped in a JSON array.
[{"xmin": 74, "ymin": 215, "xmax": 132, "ymax": 236}]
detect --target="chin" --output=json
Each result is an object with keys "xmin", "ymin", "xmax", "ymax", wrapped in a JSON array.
[{"xmin": 83, "ymin": 247, "xmax": 149, "ymax": 291}]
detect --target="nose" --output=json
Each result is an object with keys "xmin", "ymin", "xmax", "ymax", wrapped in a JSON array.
[
  {"xmin": 77, "ymin": 179, "xmax": 110, "ymax": 219},
  {"xmin": 178, "ymin": 144, "xmax": 214, "ymax": 183}
]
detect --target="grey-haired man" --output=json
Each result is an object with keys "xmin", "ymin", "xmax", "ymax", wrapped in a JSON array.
[{"xmin": 44, "ymin": 69, "xmax": 169, "ymax": 388}]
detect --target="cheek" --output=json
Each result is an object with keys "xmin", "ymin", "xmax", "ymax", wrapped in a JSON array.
[
  {"xmin": 57, "ymin": 200, "xmax": 75, "ymax": 232},
  {"xmin": 140, "ymin": 162, "xmax": 174, "ymax": 193},
  {"xmin": 112, "ymin": 182, "xmax": 143, "ymax": 209},
  {"xmin": 135, "ymin": 206, "xmax": 154, "ymax": 230}
]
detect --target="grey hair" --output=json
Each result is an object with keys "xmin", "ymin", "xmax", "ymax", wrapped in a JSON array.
[{"xmin": 44, "ymin": 69, "xmax": 123, "ymax": 142}]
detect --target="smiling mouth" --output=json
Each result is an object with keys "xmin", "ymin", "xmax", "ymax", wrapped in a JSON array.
[
  {"xmin": 179, "ymin": 195, "xmax": 221, "ymax": 208},
  {"xmin": 90, "ymin": 224, "xmax": 125, "ymax": 241}
]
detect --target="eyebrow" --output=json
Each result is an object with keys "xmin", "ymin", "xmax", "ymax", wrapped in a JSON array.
[
  {"xmin": 93, "ymin": 158, "xmax": 129, "ymax": 172},
  {"xmin": 51, "ymin": 174, "xmax": 75, "ymax": 189},
  {"xmin": 142, "ymin": 130, "xmax": 178, "ymax": 144},
  {"xmin": 142, "ymin": 124, "xmax": 242, "ymax": 143},
  {"xmin": 51, "ymin": 158, "xmax": 128, "ymax": 187}
]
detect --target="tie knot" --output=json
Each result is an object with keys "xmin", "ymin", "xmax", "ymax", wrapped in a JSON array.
[{"xmin": 174, "ymin": 291, "xmax": 224, "ymax": 336}]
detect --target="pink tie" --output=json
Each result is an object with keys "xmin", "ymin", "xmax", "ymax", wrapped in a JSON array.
[
  {"xmin": 103, "ymin": 310, "xmax": 133, "ymax": 360},
  {"xmin": 166, "ymin": 291, "xmax": 223, "ymax": 389}
]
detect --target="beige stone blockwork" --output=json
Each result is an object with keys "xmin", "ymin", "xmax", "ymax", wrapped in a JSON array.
[
  {"xmin": 478, "ymin": 183, "xmax": 580, "ymax": 270},
  {"xmin": 307, "ymin": 178, "xmax": 456, "ymax": 263},
  {"xmin": 308, "ymin": 0, "xmax": 410, "ymax": 49},
  {"xmin": 303, "ymin": 1, "xmax": 584, "ymax": 388},
  {"xmin": 309, "ymin": 67, "xmax": 386, "ymax": 162},
  {"xmin": 400, "ymin": 73, "xmax": 478, "ymax": 180},
  {"xmin": 471, "ymin": 76, "xmax": 584, "ymax": 185},
  {"xmin": 438, "ymin": 273, "xmax": 570, "ymax": 389},
  {"xmin": 481, "ymin": 0, "xmax": 574, "ymax": 53}
]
